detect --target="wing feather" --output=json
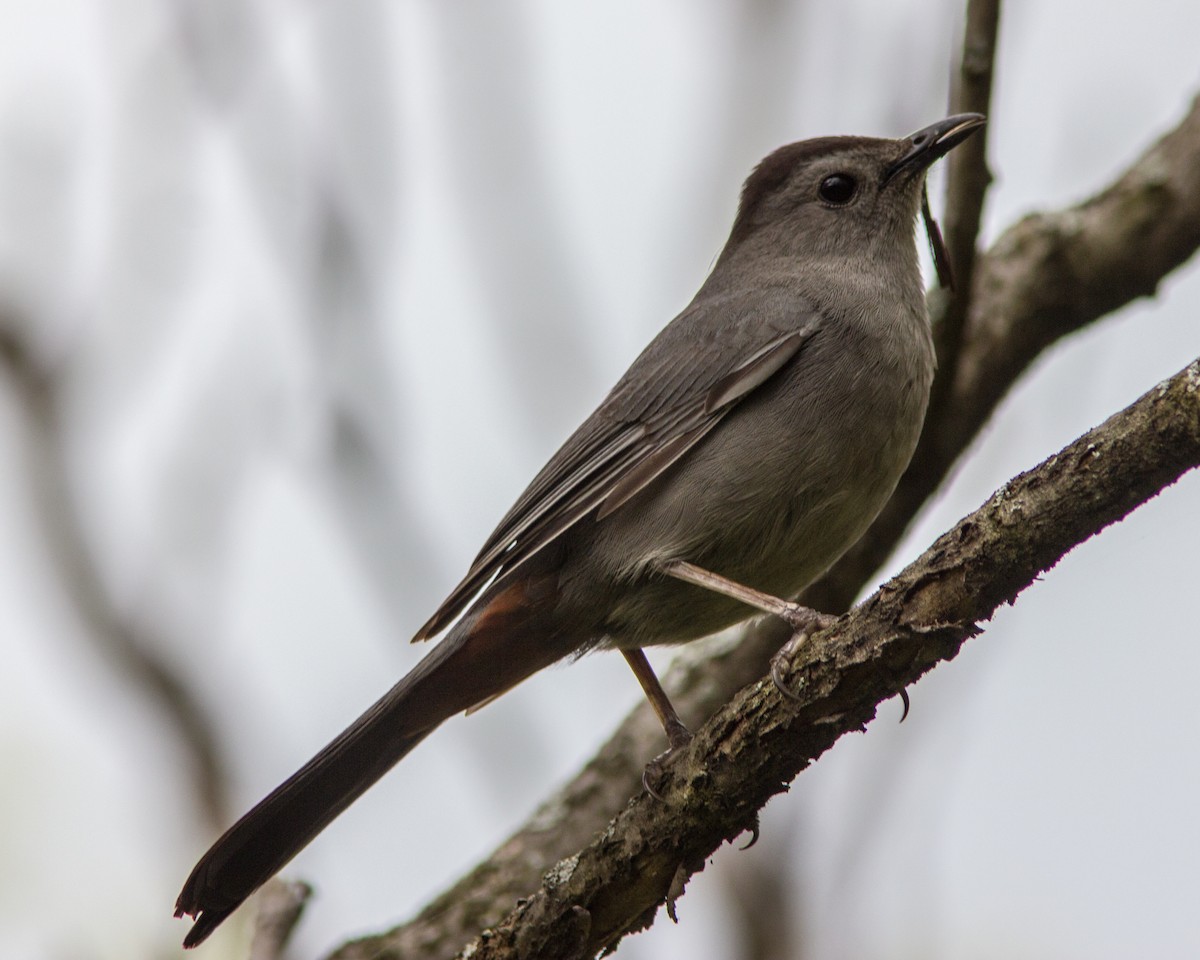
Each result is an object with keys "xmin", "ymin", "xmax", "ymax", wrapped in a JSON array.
[{"xmin": 414, "ymin": 296, "xmax": 821, "ymax": 641}]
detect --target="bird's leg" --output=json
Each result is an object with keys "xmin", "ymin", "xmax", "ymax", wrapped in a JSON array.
[
  {"xmin": 656, "ymin": 558, "xmax": 832, "ymax": 633},
  {"xmin": 621, "ymin": 648, "xmax": 693, "ymax": 799},
  {"xmin": 621, "ymin": 648, "xmax": 693, "ymax": 750},
  {"xmin": 656, "ymin": 559, "xmax": 837, "ymax": 702}
]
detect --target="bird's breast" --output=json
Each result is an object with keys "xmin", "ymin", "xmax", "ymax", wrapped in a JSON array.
[{"xmin": 568, "ymin": 306, "xmax": 933, "ymax": 649}]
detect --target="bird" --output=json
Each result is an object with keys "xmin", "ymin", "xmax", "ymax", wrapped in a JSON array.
[{"xmin": 175, "ymin": 113, "xmax": 985, "ymax": 947}]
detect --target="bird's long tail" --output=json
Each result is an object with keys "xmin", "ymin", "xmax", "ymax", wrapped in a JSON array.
[{"xmin": 175, "ymin": 575, "xmax": 569, "ymax": 948}]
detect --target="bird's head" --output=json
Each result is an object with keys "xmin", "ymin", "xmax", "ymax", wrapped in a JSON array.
[{"xmin": 721, "ymin": 114, "xmax": 986, "ymax": 269}]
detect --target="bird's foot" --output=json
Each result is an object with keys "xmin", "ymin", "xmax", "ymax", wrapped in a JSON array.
[
  {"xmin": 777, "ymin": 603, "xmax": 836, "ymax": 635},
  {"xmin": 642, "ymin": 722, "xmax": 694, "ymax": 801},
  {"xmin": 770, "ymin": 610, "xmax": 837, "ymax": 702}
]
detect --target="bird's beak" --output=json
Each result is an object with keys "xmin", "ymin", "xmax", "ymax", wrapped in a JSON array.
[{"xmin": 882, "ymin": 113, "xmax": 986, "ymax": 185}]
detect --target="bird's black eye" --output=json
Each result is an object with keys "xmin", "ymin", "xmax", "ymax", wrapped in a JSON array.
[{"xmin": 818, "ymin": 174, "xmax": 857, "ymax": 205}]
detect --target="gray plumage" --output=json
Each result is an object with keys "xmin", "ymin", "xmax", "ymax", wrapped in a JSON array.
[
  {"xmin": 176, "ymin": 114, "xmax": 984, "ymax": 947},
  {"xmin": 421, "ymin": 134, "xmax": 939, "ymax": 650}
]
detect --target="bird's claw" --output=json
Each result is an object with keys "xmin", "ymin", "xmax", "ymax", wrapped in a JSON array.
[
  {"xmin": 770, "ymin": 609, "xmax": 837, "ymax": 701},
  {"xmin": 642, "ymin": 755, "xmax": 669, "ymax": 801},
  {"xmin": 770, "ymin": 654, "xmax": 805, "ymax": 702},
  {"xmin": 642, "ymin": 726, "xmax": 693, "ymax": 801},
  {"xmin": 739, "ymin": 812, "xmax": 761, "ymax": 850}
]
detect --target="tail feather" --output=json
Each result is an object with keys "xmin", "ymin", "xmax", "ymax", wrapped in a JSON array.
[{"xmin": 176, "ymin": 576, "xmax": 569, "ymax": 947}]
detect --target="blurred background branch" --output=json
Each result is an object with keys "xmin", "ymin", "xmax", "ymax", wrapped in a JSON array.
[{"xmin": 0, "ymin": 318, "xmax": 230, "ymax": 829}]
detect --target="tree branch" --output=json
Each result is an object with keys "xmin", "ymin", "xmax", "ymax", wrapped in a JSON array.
[
  {"xmin": 321, "ymin": 92, "xmax": 1200, "ymax": 960},
  {"xmin": 928, "ymin": 0, "xmax": 1000, "ymax": 410},
  {"xmin": 448, "ymin": 356, "xmax": 1200, "ymax": 959}
]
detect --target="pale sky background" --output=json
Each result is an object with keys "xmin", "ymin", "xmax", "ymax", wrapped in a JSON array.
[{"xmin": 1, "ymin": 2, "xmax": 1199, "ymax": 960}]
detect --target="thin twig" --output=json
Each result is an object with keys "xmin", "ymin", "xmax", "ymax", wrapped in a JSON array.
[{"xmin": 927, "ymin": 0, "xmax": 1001, "ymax": 417}]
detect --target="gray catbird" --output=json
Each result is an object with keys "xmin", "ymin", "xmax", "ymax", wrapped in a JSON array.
[{"xmin": 176, "ymin": 113, "xmax": 985, "ymax": 946}]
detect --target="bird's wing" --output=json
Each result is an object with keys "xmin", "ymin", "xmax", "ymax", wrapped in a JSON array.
[{"xmin": 414, "ymin": 291, "xmax": 822, "ymax": 640}]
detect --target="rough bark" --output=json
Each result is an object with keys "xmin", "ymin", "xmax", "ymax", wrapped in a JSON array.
[
  {"xmin": 414, "ymin": 359, "xmax": 1200, "ymax": 960},
  {"xmin": 446, "ymin": 356, "xmax": 1200, "ymax": 959},
  {"xmin": 321, "ymin": 94, "xmax": 1200, "ymax": 960}
]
